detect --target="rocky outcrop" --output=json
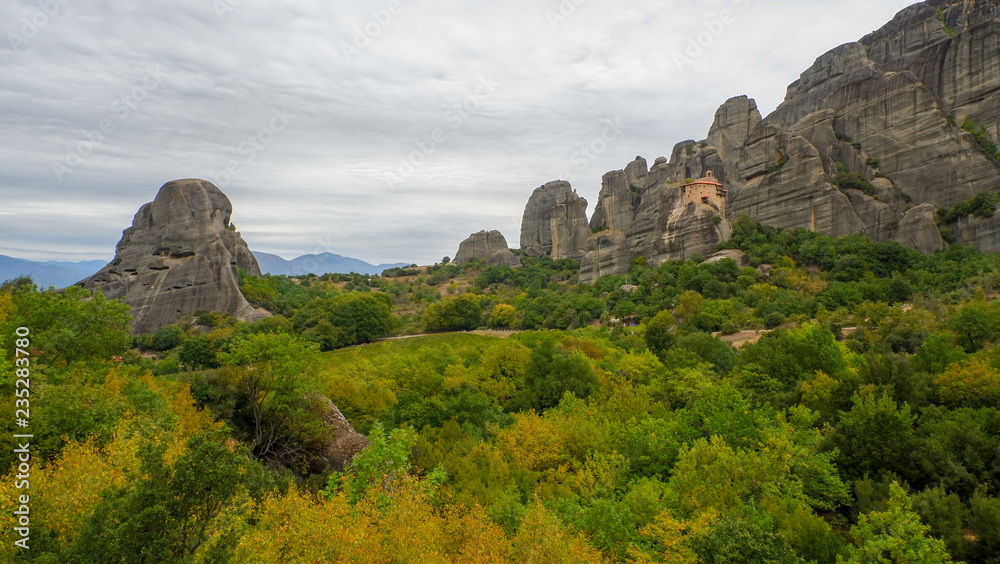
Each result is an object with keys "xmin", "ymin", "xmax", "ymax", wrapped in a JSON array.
[
  {"xmin": 590, "ymin": 157, "xmax": 647, "ymax": 233},
  {"xmin": 704, "ymin": 249, "xmax": 749, "ymax": 267},
  {"xmin": 658, "ymin": 203, "xmax": 732, "ymax": 262},
  {"xmin": 580, "ymin": 229, "xmax": 630, "ymax": 284},
  {"xmin": 455, "ymin": 230, "xmax": 510, "ymax": 264},
  {"xmin": 894, "ymin": 204, "xmax": 946, "ymax": 255},
  {"xmin": 319, "ymin": 396, "xmax": 369, "ymax": 471},
  {"xmin": 952, "ymin": 213, "xmax": 1000, "ymax": 255},
  {"xmin": 77, "ymin": 179, "xmax": 266, "ymax": 333},
  {"xmin": 579, "ymin": 158, "xmax": 733, "ymax": 283},
  {"xmin": 520, "ymin": 181, "xmax": 591, "ymax": 261},
  {"xmin": 485, "ymin": 248, "xmax": 523, "ymax": 268},
  {"xmin": 705, "ymin": 96, "xmax": 762, "ymax": 182},
  {"xmin": 863, "ymin": 0, "xmax": 1000, "ymax": 152},
  {"xmin": 732, "ymin": 119, "xmax": 874, "ymax": 238},
  {"xmin": 669, "ymin": 1, "xmax": 999, "ymax": 255}
]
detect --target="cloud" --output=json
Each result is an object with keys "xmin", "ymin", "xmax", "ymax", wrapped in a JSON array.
[{"xmin": 0, "ymin": 0, "xmax": 918, "ymax": 264}]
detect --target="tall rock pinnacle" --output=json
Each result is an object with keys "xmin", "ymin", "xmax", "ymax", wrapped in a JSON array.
[{"xmin": 77, "ymin": 179, "xmax": 266, "ymax": 333}]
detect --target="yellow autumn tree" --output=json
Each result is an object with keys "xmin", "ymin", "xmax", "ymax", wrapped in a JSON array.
[{"xmin": 936, "ymin": 356, "xmax": 1000, "ymax": 407}]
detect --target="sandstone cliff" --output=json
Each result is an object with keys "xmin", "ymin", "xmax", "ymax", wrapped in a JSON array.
[
  {"xmin": 725, "ymin": 0, "xmax": 999, "ymax": 252},
  {"xmin": 78, "ymin": 179, "xmax": 266, "ymax": 333},
  {"xmin": 580, "ymin": 158, "xmax": 732, "ymax": 283},
  {"xmin": 520, "ymin": 181, "xmax": 591, "ymax": 261},
  {"xmin": 513, "ymin": 1, "xmax": 1000, "ymax": 283}
]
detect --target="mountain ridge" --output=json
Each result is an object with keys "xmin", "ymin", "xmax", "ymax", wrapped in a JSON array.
[
  {"xmin": 0, "ymin": 255, "xmax": 109, "ymax": 289},
  {"xmin": 0, "ymin": 250, "xmax": 413, "ymax": 289},
  {"xmin": 252, "ymin": 252, "xmax": 411, "ymax": 277}
]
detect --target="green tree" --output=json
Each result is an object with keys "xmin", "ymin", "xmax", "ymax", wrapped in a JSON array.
[
  {"xmin": 422, "ymin": 294, "xmax": 483, "ymax": 332},
  {"xmin": 690, "ymin": 513, "xmax": 801, "ymax": 564},
  {"xmin": 216, "ymin": 333, "xmax": 327, "ymax": 470},
  {"xmin": 488, "ymin": 303, "xmax": 518, "ymax": 328},
  {"xmin": 324, "ymin": 423, "xmax": 418, "ymax": 505},
  {"xmin": 151, "ymin": 324, "xmax": 185, "ymax": 351},
  {"xmin": 833, "ymin": 387, "xmax": 916, "ymax": 483},
  {"xmin": 969, "ymin": 488, "xmax": 1000, "ymax": 561},
  {"xmin": 737, "ymin": 323, "xmax": 849, "ymax": 391},
  {"xmin": 1, "ymin": 284, "xmax": 131, "ymax": 366},
  {"xmin": 506, "ymin": 336, "xmax": 598, "ymax": 412},
  {"xmin": 64, "ymin": 432, "xmax": 274, "ymax": 564},
  {"xmin": 645, "ymin": 309, "xmax": 677, "ymax": 358},
  {"xmin": 948, "ymin": 302, "xmax": 1000, "ymax": 353},
  {"xmin": 178, "ymin": 334, "xmax": 213, "ymax": 368},
  {"xmin": 840, "ymin": 482, "xmax": 953, "ymax": 564},
  {"xmin": 293, "ymin": 292, "xmax": 393, "ymax": 350}
]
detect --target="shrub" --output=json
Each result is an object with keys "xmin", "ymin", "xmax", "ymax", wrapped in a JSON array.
[
  {"xmin": 832, "ymin": 173, "xmax": 878, "ymax": 198},
  {"xmin": 962, "ymin": 117, "xmax": 1000, "ymax": 162},
  {"xmin": 937, "ymin": 191, "xmax": 1000, "ymax": 223},
  {"xmin": 764, "ymin": 155, "xmax": 789, "ymax": 175}
]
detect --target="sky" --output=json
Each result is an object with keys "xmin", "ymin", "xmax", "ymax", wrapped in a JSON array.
[{"xmin": 0, "ymin": 0, "xmax": 920, "ymax": 266}]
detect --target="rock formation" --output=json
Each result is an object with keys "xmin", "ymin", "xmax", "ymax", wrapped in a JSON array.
[
  {"xmin": 589, "ymin": 157, "xmax": 647, "ymax": 234},
  {"xmin": 319, "ymin": 397, "xmax": 369, "ymax": 471},
  {"xmin": 520, "ymin": 181, "xmax": 591, "ymax": 261},
  {"xmin": 727, "ymin": 0, "xmax": 999, "ymax": 252},
  {"xmin": 485, "ymin": 249, "xmax": 523, "ymax": 268},
  {"xmin": 455, "ymin": 230, "xmax": 511, "ymax": 264},
  {"xmin": 578, "ymin": 157, "xmax": 733, "ymax": 283},
  {"xmin": 579, "ymin": 229, "xmax": 630, "ymax": 284},
  {"xmin": 504, "ymin": 1, "xmax": 1000, "ymax": 283},
  {"xmin": 894, "ymin": 204, "xmax": 946, "ymax": 255},
  {"xmin": 704, "ymin": 249, "xmax": 749, "ymax": 267},
  {"xmin": 77, "ymin": 179, "xmax": 266, "ymax": 333}
]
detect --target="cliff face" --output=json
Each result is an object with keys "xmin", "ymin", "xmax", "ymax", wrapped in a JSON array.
[
  {"xmin": 517, "ymin": 1, "xmax": 1000, "ymax": 283},
  {"xmin": 520, "ymin": 181, "xmax": 592, "ymax": 261},
  {"xmin": 580, "ymin": 158, "xmax": 732, "ymax": 283},
  {"xmin": 78, "ymin": 179, "xmax": 266, "ymax": 333},
  {"xmin": 727, "ymin": 0, "xmax": 999, "ymax": 251}
]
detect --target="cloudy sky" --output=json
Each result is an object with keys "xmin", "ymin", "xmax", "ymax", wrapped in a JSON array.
[{"xmin": 0, "ymin": 0, "xmax": 918, "ymax": 265}]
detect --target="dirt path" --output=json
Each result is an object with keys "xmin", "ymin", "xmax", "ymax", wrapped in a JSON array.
[{"xmin": 377, "ymin": 330, "xmax": 521, "ymax": 342}]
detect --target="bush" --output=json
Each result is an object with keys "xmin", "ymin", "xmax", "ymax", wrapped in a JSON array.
[
  {"xmin": 645, "ymin": 310, "xmax": 677, "ymax": 358},
  {"xmin": 832, "ymin": 172, "xmax": 878, "ymax": 198},
  {"xmin": 962, "ymin": 117, "xmax": 1000, "ymax": 162},
  {"xmin": 179, "ymin": 334, "xmax": 213, "ymax": 368},
  {"xmin": 938, "ymin": 191, "xmax": 1000, "ymax": 223},
  {"xmin": 422, "ymin": 294, "xmax": 482, "ymax": 332},
  {"xmin": 293, "ymin": 292, "xmax": 393, "ymax": 350},
  {"xmin": 764, "ymin": 155, "xmax": 789, "ymax": 175},
  {"xmin": 151, "ymin": 325, "xmax": 185, "ymax": 351}
]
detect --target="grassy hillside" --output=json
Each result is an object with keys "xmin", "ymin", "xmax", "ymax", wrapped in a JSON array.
[{"xmin": 3, "ymin": 218, "xmax": 1000, "ymax": 562}]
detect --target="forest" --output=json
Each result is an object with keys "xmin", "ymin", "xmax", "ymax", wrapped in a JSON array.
[{"xmin": 2, "ymin": 216, "xmax": 999, "ymax": 563}]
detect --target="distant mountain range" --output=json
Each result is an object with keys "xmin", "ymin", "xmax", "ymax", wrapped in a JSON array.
[
  {"xmin": 253, "ymin": 252, "xmax": 411, "ymax": 276},
  {"xmin": 0, "ymin": 251, "xmax": 411, "ymax": 289},
  {"xmin": 0, "ymin": 255, "xmax": 109, "ymax": 289}
]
